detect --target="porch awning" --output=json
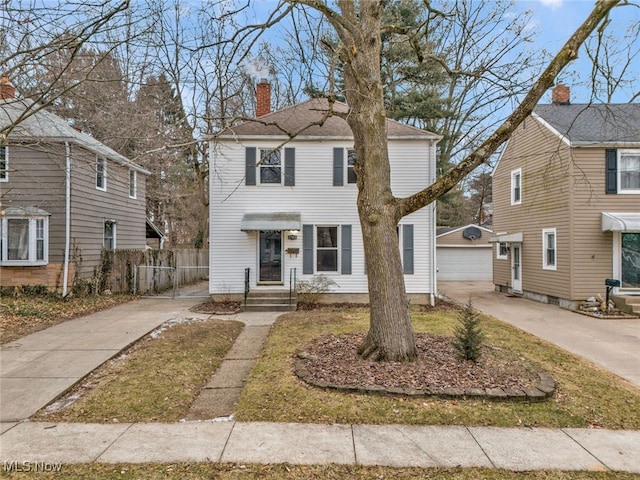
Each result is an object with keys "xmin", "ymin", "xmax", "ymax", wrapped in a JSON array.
[
  {"xmin": 489, "ymin": 232, "xmax": 523, "ymax": 243},
  {"xmin": 240, "ymin": 212, "xmax": 301, "ymax": 231},
  {"xmin": 602, "ymin": 212, "xmax": 640, "ymax": 232}
]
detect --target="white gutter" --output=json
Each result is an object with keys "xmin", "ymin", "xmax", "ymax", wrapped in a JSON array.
[
  {"xmin": 62, "ymin": 142, "xmax": 71, "ymax": 297},
  {"xmin": 429, "ymin": 139, "xmax": 437, "ymax": 307}
]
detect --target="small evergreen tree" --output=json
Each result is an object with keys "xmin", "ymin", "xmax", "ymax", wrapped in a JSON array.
[{"xmin": 453, "ymin": 299, "xmax": 484, "ymax": 362}]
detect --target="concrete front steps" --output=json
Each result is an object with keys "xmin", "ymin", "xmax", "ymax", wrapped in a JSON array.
[
  {"xmin": 243, "ymin": 289, "xmax": 297, "ymax": 312},
  {"xmin": 613, "ymin": 294, "xmax": 640, "ymax": 315}
]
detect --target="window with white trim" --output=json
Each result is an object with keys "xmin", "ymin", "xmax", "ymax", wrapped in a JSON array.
[
  {"xmin": 542, "ymin": 228, "xmax": 556, "ymax": 270},
  {"xmin": 0, "ymin": 145, "xmax": 7, "ymax": 181},
  {"xmin": 619, "ymin": 150, "xmax": 640, "ymax": 193},
  {"xmin": 347, "ymin": 149, "xmax": 357, "ymax": 184},
  {"xmin": 511, "ymin": 168, "xmax": 522, "ymax": 205},
  {"xmin": 96, "ymin": 156, "xmax": 107, "ymax": 190},
  {"xmin": 129, "ymin": 169, "xmax": 137, "ymax": 198},
  {"xmin": 0, "ymin": 214, "xmax": 49, "ymax": 266},
  {"xmin": 104, "ymin": 221, "xmax": 116, "ymax": 250},
  {"xmin": 259, "ymin": 148, "xmax": 282, "ymax": 184},
  {"xmin": 316, "ymin": 225, "xmax": 338, "ymax": 272},
  {"xmin": 496, "ymin": 242, "xmax": 509, "ymax": 259}
]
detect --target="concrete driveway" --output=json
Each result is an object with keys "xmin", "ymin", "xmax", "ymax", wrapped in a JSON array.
[{"xmin": 439, "ymin": 281, "xmax": 640, "ymax": 388}]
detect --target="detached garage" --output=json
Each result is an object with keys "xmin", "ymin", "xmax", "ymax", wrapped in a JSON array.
[{"xmin": 436, "ymin": 225, "xmax": 493, "ymax": 281}]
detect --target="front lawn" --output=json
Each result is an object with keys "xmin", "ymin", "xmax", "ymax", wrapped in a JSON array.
[{"xmin": 234, "ymin": 307, "xmax": 640, "ymax": 429}]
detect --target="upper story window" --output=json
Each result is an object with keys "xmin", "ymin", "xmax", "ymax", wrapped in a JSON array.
[
  {"xmin": 104, "ymin": 220, "xmax": 116, "ymax": 250},
  {"xmin": 0, "ymin": 145, "xmax": 7, "ymax": 182},
  {"xmin": 542, "ymin": 228, "xmax": 557, "ymax": 270},
  {"xmin": 347, "ymin": 149, "xmax": 357, "ymax": 184},
  {"xmin": 259, "ymin": 148, "xmax": 282, "ymax": 184},
  {"xmin": 129, "ymin": 169, "xmax": 137, "ymax": 198},
  {"xmin": 0, "ymin": 208, "xmax": 49, "ymax": 266},
  {"xmin": 333, "ymin": 147, "xmax": 357, "ymax": 186},
  {"xmin": 511, "ymin": 168, "xmax": 522, "ymax": 205},
  {"xmin": 619, "ymin": 150, "xmax": 640, "ymax": 193},
  {"xmin": 96, "ymin": 156, "xmax": 107, "ymax": 191}
]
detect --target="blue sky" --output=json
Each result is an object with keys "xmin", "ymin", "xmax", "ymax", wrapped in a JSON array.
[{"xmin": 514, "ymin": 0, "xmax": 639, "ymax": 103}]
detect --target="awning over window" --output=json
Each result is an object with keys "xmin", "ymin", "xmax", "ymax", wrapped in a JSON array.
[
  {"xmin": 240, "ymin": 212, "xmax": 301, "ymax": 231},
  {"xmin": 2, "ymin": 206, "xmax": 50, "ymax": 217},
  {"xmin": 602, "ymin": 212, "xmax": 640, "ymax": 232},
  {"xmin": 489, "ymin": 232, "xmax": 523, "ymax": 243}
]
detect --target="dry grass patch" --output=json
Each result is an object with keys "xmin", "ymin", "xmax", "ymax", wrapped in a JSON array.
[
  {"xmin": 2, "ymin": 463, "xmax": 638, "ymax": 480},
  {"xmin": 235, "ymin": 306, "xmax": 640, "ymax": 428},
  {"xmin": 33, "ymin": 318, "xmax": 243, "ymax": 423}
]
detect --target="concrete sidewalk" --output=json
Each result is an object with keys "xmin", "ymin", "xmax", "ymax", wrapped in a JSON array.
[
  {"xmin": 1, "ymin": 421, "xmax": 639, "ymax": 472},
  {"xmin": 439, "ymin": 281, "xmax": 640, "ymax": 387}
]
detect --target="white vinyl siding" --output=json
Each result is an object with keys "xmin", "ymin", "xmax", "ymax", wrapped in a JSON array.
[{"xmin": 210, "ymin": 139, "xmax": 435, "ymax": 295}]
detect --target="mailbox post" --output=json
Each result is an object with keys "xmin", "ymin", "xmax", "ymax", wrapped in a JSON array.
[{"xmin": 605, "ymin": 278, "xmax": 621, "ymax": 308}]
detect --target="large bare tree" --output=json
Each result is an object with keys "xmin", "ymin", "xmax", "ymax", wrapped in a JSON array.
[{"xmin": 286, "ymin": 0, "xmax": 623, "ymax": 361}]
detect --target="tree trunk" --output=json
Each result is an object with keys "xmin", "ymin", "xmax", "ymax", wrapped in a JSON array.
[{"xmin": 338, "ymin": 1, "xmax": 417, "ymax": 361}]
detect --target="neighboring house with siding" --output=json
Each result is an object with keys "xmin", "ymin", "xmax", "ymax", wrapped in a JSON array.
[
  {"xmin": 0, "ymin": 80, "xmax": 150, "ymax": 293},
  {"xmin": 491, "ymin": 84, "xmax": 640, "ymax": 309},
  {"xmin": 209, "ymin": 83, "xmax": 440, "ymax": 303},
  {"xmin": 436, "ymin": 225, "xmax": 493, "ymax": 281}
]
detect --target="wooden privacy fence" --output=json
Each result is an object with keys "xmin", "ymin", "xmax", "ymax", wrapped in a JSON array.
[{"xmin": 100, "ymin": 249, "xmax": 208, "ymax": 294}]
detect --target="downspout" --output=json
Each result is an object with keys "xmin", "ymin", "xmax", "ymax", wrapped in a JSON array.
[
  {"xmin": 429, "ymin": 139, "xmax": 437, "ymax": 307},
  {"xmin": 62, "ymin": 141, "xmax": 71, "ymax": 297}
]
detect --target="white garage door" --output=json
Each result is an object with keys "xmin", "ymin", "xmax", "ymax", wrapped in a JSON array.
[{"xmin": 437, "ymin": 247, "xmax": 493, "ymax": 281}]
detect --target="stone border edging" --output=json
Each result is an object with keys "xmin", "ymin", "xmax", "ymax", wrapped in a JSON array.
[{"xmin": 294, "ymin": 356, "xmax": 555, "ymax": 402}]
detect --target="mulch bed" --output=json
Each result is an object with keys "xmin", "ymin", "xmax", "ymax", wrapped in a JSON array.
[
  {"xmin": 295, "ymin": 333, "xmax": 545, "ymax": 395},
  {"xmin": 191, "ymin": 298, "xmax": 242, "ymax": 314}
]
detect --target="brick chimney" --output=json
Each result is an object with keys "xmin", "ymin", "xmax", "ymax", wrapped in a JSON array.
[
  {"xmin": 552, "ymin": 83, "xmax": 570, "ymax": 105},
  {"xmin": 0, "ymin": 74, "xmax": 16, "ymax": 100},
  {"xmin": 256, "ymin": 79, "xmax": 271, "ymax": 117}
]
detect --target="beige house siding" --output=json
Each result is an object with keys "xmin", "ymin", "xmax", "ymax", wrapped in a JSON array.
[
  {"xmin": 493, "ymin": 117, "xmax": 573, "ymax": 300},
  {"xmin": 494, "ymin": 114, "xmax": 640, "ymax": 306},
  {"xmin": 570, "ymin": 147, "xmax": 640, "ymax": 299}
]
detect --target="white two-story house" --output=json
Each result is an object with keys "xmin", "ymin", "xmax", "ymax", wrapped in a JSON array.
[{"xmin": 209, "ymin": 83, "xmax": 441, "ymax": 303}]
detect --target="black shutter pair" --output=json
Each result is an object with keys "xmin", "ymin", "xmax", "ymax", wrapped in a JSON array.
[
  {"xmin": 245, "ymin": 147, "xmax": 295, "ymax": 186},
  {"xmin": 303, "ymin": 224, "xmax": 352, "ymax": 275}
]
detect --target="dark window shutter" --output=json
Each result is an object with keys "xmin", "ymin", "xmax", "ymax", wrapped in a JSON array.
[
  {"xmin": 246, "ymin": 147, "xmax": 256, "ymax": 185},
  {"xmin": 605, "ymin": 149, "xmax": 617, "ymax": 194},
  {"xmin": 403, "ymin": 224, "xmax": 414, "ymax": 274},
  {"xmin": 341, "ymin": 225, "xmax": 352, "ymax": 275},
  {"xmin": 303, "ymin": 224, "xmax": 314, "ymax": 274},
  {"xmin": 333, "ymin": 148, "xmax": 344, "ymax": 186},
  {"xmin": 284, "ymin": 147, "xmax": 295, "ymax": 186}
]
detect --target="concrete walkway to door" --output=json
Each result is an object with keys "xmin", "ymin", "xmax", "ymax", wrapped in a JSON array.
[{"xmin": 439, "ymin": 281, "xmax": 640, "ymax": 387}]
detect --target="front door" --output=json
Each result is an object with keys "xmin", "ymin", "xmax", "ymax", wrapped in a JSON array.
[
  {"xmin": 621, "ymin": 233, "xmax": 640, "ymax": 288},
  {"xmin": 511, "ymin": 243, "xmax": 522, "ymax": 293},
  {"xmin": 259, "ymin": 230, "xmax": 282, "ymax": 283}
]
